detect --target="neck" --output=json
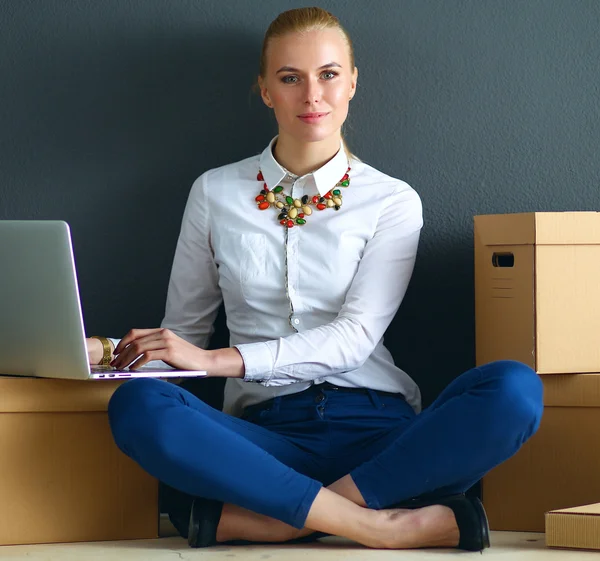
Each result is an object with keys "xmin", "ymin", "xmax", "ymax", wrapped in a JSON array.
[{"xmin": 273, "ymin": 132, "xmax": 343, "ymax": 177}]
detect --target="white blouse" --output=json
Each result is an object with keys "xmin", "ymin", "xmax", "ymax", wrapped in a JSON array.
[{"xmin": 145, "ymin": 137, "xmax": 423, "ymax": 417}]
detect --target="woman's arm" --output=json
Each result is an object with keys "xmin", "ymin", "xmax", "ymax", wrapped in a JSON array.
[
  {"xmin": 160, "ymin": 172, "xmax": 223, "ymax": 348},
  {"xmin": 111, "ymin": 327, "xmax": 244, "ymax": 375},
  {"xmin": 87, "ymin": 337, "xmax": 114, "ymax": 365},
  {"xmin": 110, "ymin": 172, "xmax": 224, "ymax": 371}
]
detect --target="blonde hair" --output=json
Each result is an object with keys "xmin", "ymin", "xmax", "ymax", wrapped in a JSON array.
[{"xmin": 258, "ymin": 7, "xmax": 358, "ymax": 162}]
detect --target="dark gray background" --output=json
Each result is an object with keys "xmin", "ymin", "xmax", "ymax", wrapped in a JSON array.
[{"xmin": 1, "ymin": 0, "xmax": 599, "ymax": 407}]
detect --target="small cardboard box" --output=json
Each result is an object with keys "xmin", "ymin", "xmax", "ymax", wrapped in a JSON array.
[
  {"xmin": 546, "ymin": 503, "xmax": 600, "ymax": 550},
  {"xmin": 482, "ymin": 373, "xmax": 600, "ymax": 532},
  {"xmin": 0, "ymin": 377, "xmax": 158, "ymax": 545},
  {"xmin": 474, "ymin": 211, "xmax": 600, "ymax": 373}
]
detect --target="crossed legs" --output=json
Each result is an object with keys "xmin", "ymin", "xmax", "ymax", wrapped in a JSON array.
[{"xmin": 109, "ymin": 360, "xmax": 543, "ymax": 549}]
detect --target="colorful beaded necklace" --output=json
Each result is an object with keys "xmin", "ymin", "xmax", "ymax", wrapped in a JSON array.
[{"xmin": 255, "ymin": 167, "xmax": 351, "ymax": 228}]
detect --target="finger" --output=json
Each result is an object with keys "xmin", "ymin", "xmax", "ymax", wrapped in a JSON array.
[
  {"xmin": 114, "ymin": 329, "xmax": 176, "ymax": 364},
  {"xmin": 113, "ymin": 328, "xmax": 161, "ymax": 355},
  {"xmin": 113, "ymin": 328, "xmax": 163, "ymax": 355},
  {"xmin": 112, "ymin": 336, "xmax": 164, "ymax": 368},
  {"xmin": 128, "ymin": 350, "xmax": 163, "ymax": 370},
  {"xmin": 111, "ymin": 336, "xmax": 168, "ymax": 369}
]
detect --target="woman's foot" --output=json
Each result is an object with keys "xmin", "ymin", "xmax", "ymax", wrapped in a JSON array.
[
  {"xmin": 215, "ymin": 503, "xmax": 315, "ymax": 543},
  {"xmin": 363, "ymin": 505, "xmax": 460, "ymax": 549}
]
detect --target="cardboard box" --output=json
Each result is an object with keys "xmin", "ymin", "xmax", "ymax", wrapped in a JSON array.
[
  {"xmin": 0, "ymin": 377, "xmax": 158, "ymax": 545},
  {"xmin": 474, "ymin": 211, "xmax": 600, "ymax": 373},
  {"xmin": 482, "ymin": 373, "xmax": 600, "ymax": 532},
  {"xmin": 546, "ymin": 503, "xmax": 600, "ymax": 550}
]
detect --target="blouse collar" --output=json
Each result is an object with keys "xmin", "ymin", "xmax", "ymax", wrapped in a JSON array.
[{"xmin": 259, "ymin": 136, "xmax": 349, "ymax": 196}]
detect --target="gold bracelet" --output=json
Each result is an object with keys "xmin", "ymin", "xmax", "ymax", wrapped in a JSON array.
[{"xmin": 91, "ymin": 336, "xmax": 112, "ymax": 366}]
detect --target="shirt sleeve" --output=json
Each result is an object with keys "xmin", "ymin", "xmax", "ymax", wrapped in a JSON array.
[
  {"xmin": 235, "ymin": 184, "xmax": 423, "ymax": 386},
  {"xmin": 160, "ymin": 172, "xmax": 223, "ymax": 348}
]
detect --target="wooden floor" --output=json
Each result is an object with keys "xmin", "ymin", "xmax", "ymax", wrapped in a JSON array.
[{"xmin": 0, "ymin": 517, "xmax": 596, "ymax": 560}]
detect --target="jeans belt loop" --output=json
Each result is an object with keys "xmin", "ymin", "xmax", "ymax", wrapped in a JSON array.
[
  {"xmin": 367, "ymin": 388, "xmax": 384, "ymax": 410},
  {"xmin": 271, "ymin": 396, "xmax": 282, "ymax": 414}
]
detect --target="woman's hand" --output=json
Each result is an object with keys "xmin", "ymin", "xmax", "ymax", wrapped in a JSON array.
[
  {"xmin": 110, "ymin": 328, "xmax": 245, "ymax": 378},
  {"xmin": 111, "ymin": 328, "xmax": 208, "ymax": 371}
]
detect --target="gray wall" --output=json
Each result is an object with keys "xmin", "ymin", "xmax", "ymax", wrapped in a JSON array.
[{"xmin": 1, "ymin": 0, "xmax": 599, "ymax": 406}]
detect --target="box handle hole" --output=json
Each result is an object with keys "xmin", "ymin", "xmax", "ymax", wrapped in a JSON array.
[{"xmin": 492, "ymin": 252, "xmax": 514, "ymax": 267}]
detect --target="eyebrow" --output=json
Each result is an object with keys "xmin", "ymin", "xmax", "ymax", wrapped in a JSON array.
[{"xmin": 276, "ymin": 62, "xmax": 342, "ymax": 74}]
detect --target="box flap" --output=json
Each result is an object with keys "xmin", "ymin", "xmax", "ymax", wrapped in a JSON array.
[
  {"xmin": 549, "ymin": 503, "xmax": 600, "ymax": 516},
  {"xmin": 535, "ymin": 212, "xmax": 600, "ymax": 244},
  {"xmin": 543, "ymin": 374, "xmax": 600, "ymax": 407},
  {"xmin": 474, "ymin": 212, "xmax": 600, "ymax": 246},
  {"xmin": 0, "ymin": 378, "xmax": 125, "ymax": 413},
  {"xmin": 474, "ymin": 213, "xmax": 536, "ymax": 246}
]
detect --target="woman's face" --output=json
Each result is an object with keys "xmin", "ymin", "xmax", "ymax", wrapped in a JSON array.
[{"xmin": 259, "ymin": 28, "xmax": 358, "ymax": 144}]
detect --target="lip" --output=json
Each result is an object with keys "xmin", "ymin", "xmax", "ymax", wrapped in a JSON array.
[{"xmin": 298, "ymin": 112, "xmax": 330, "ymax": 123}]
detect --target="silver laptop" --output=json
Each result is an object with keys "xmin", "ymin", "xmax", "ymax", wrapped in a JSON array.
[{"xmin": 0, "ymin": 220, "xmax": 208, "ymax": 380}]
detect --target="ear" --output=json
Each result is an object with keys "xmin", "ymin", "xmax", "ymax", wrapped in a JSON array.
[
  {"xmin": 349, "ymin": 66, "xmax": 358, "ymax": 100},
  {"xmin": 258, "ymin": 76, "xmax": 274, "ymax": 108}
]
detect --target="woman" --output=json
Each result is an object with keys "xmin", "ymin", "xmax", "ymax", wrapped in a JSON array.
[{"xmin": 91, "ymin": 7, "xmax": 543, "ymax": 551}]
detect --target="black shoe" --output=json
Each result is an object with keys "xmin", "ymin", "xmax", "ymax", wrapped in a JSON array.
[
  {"xmin": 187, "ymin": 497, "xmax": 224, "ymax": 548},
  {"xmin": 392, "ymin": 493, "xmax": 490, "ymax": 552}
]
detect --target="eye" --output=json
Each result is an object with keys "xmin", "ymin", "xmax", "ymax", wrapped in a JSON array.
[
  {"xmin": 281, "ymin": 75, "xmax": 299, "ymax": 84},
  {"xmin": 321, "ymin": 70, "xmax": 339, "ymax": 80}
]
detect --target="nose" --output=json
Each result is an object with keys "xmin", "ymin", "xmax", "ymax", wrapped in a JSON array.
[{"xmin": 304, "ymin": 76, "xmax": 322, "ymax": 105}]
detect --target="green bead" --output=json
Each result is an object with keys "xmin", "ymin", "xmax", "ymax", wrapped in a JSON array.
[
  {"xmin": 341, "ymin": 180, "xmax": 350, "ymax": 187},
  {"xmin": 296, "ymin": 218, "xmax": 306, "ymax": 225},
  {"xmin": 285, "ymin": 196, "xmax": 294, "ymax": 205},
  {"xmin": 273, "ymin": 186, "xmax": 284, "ymax": 193},
  {"xmin": 333, "ymin": 189, "xmax": 341, "ymax": 196}
]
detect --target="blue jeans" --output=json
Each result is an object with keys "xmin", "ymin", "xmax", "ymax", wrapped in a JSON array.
[{"xmin": 108, "ymin": 360, "xmax": 543, "ymax": 529}]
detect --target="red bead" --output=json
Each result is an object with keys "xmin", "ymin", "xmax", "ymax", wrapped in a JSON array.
[
  {"xmin": 258, "ymin": 202, "xmax": 270, "ymax": 210},
  {"xmin": 280, "ymin": 219, "xmax": 287, "ymax": 225},
  {"xmin": 263, "ymin": 183, "xmax": 269, "ymax": 191},
  {"xmin": 298, "ymin": 213, "xmax": 305, "ymax": 218},
  {"xmin": 287, "ymin": 220, "xmax": 294, "ymax": 228},
  {"xmin": 312, "ymin": 196, "xmax": 320, "ymax": 204},
  {"xmin": 257, "ymin": 172, "xmax": 264, "ymax": 181},
  {"xmin": 342, "ymin": 174, "xmax": 349, "ymax": 181},
  {"xmin": 255, "ymin": 194, "xmax": 265, "ymax": 202},
  {"xmin": 317, "ymin": 203, "xmax": 326, "ymax": 210},
  {"xmin": 324, "ymin": 192, "xmax": 332, "ymax": 199}
]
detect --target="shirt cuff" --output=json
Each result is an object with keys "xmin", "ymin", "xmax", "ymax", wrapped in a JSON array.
[{"xmin": 234, "ymin": 341, "xmax": 275, "ymax": 382}]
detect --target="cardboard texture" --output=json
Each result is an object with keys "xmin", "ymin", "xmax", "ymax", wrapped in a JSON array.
[
  {"xmin": 546, "ymin": 503, "xmax": 600, "ymax": 550},
  {"xmin": 0, "ymin": 377, "xmax": 158, "ymax": 545},
  {"xmin": 474, "ymin": 211, "xmax": 600, "ymax": 373},
  {"xmin": 482, "ymin": 374, "xmax": 600, "ymax": 532}
]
